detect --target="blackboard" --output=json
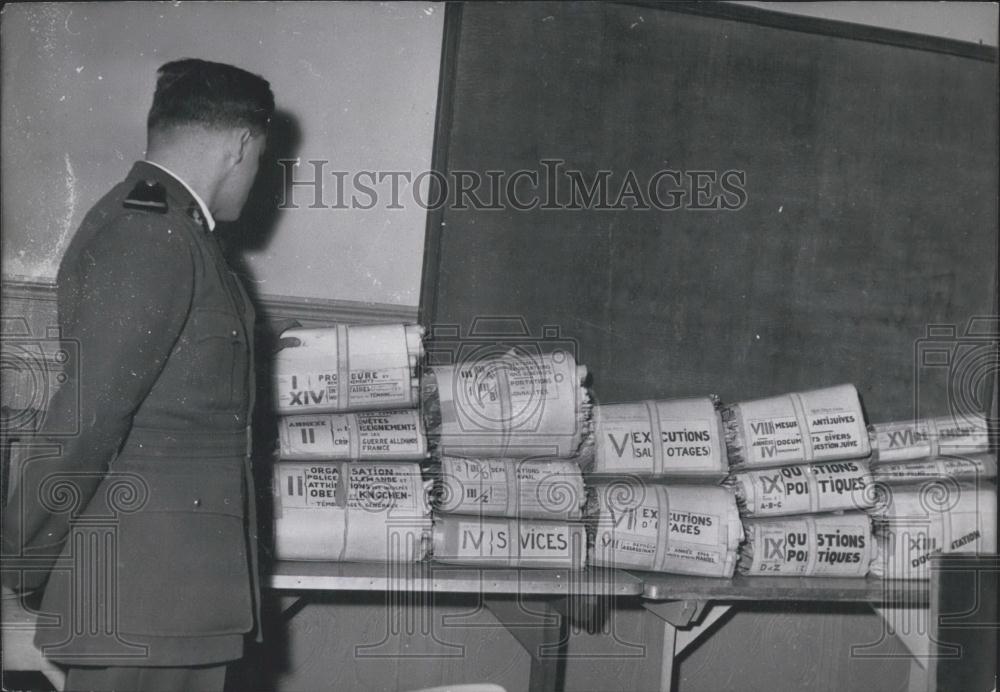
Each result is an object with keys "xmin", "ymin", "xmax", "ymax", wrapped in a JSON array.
[{"xmin": 420, "ymin": 2, "xmax": 998, "ymax": 423}]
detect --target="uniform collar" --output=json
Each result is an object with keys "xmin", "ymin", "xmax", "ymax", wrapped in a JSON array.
[{"xmin": 130, "ymin": 160, "xmax": 217, "ymax": 231}]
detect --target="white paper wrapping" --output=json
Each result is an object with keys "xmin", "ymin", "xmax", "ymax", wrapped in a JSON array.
[
  {"xmin": 869, "ymin": 413, "xmax": 990, "ymax": 462},
  {"xmin": 871, "ymin": 453, "xmax": 997, "ymax": 483},
  {"xmin": 437, "ymin": 456, "xmax": 586, "ymax": 520},
  {"xmin": 430, "ymin": 349, "xmax": 591, "ymax": 459},
  {"xmin": 278, "ymin": 409, "xmax": 429, "ymax": 461},
  {"xmin": 722, "ymin": 384, "xmax": 870, "ymax": 470},
  {"xmin": 589, "ymin": 398, "xmax": 727, "ymax": 478},
  {"xmin": 273, "ymin": 324, "xmax": 423, "ymax": 414},
  {"xmin": 739, "ymin": 513, "xmax": 877, "ymax": 577},
  {"xmin": 869, "ymin": 483, "xmax": 997, "ymax": 580},
  {"xmin": 273, "ymin": 461, "xmax": 432, "ymax": 562},
  {"xmin": 432, "ymin": 516, "xmax": 587, "ymax": 569},
  {"xmin": 589, "ymin": 482, "xmax": 743, "ymax": 577},
  {"xmin": 728, "ymin": 460, "xmax": 875, "ymax": 517}
]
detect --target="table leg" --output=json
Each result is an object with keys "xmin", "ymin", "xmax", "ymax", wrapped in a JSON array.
[
  {"xmin": 278, "ymin": 595, "xmax": 308, "ymax": 622},
  {"xmin": 657, "ymin": 617, "xmax": 678, "ymax": 692},
  {"xmin": 642, "ymin": 600, "xmax": 726, "ymax": 692},
  {"xmin": 485, "ymin": 597, "xmax": 565, "ymax": 692},
  {"xmin": 673, "ymin": 604, "xmax": 731, "ymax": 657}
]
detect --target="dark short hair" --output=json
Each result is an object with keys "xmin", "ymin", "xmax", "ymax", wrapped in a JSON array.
[{"xmin": 147, "ymin": 59, "xmax": 274, "ymax": 136}]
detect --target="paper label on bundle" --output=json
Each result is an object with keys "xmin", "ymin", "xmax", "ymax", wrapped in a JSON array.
[
  {"xmin": 277, "ymin": 462, "xmax": 424, "ymax": 512},
  {"xmin": 455, "ymin": 520, "xmax": 573, "ymax": 560},
  {"xmin": 277, "ymin": 368, "xmax": 410, "ymax": 411},
  {"xmin": 441, "ymin": 458, "xmax": 584, "ymax": 519},
  {"xmin": 277, "ymin": 371, "xmax": 339, "ymax": 411},
  {"xmin": 354, "ymin": 411, "xmax": 423, "ymax": 455},
  {"xmin": 662, "ymin": 510, "xmax": 726, "ymax": 567},
  {"xmin": 747, "ymin": 416, "xmax": 805, "ymax": 465},
  {"xmin": 746, "ymin": 413, "xmax": 864, "ymax": 465},
  {"xmin": 436, "ymin": 350, "xmax": 583, "ymax": 459},
  {"xmin": 347, "ymin": 464, "xmax": 419, "ymax": 511},
  {"xmin": 807, "ymin": 411, "xmax": 865, "ymax": 455},
  {"xmin": 738, "ymin": 386, "xmax": 868, "ymax": 466},
  {"xmin": 742, "ymin": 461, "xmax": 870, "ymax": 515},
  {"xmin": 935, "ymin": 419, "xmax": 989, "ymax": 449},
  {"xmin": 880, "ymin": 520, "xmax": 987, "ymax": 578},
  {"xmin": 600, "ymin": 418, "xmax": 717, "ymax": 471},
  {"xmin": 281, "ymin": 410, "xmax": 424, "ymax": 459},
  {"xmin": 875, "ymin": 420, "xmax": 933, "ymax": 460},
  {"xmin": 598, "ymin": 501, "xmax": 725, "ymax": 570},
  {"xmin": 282, "ymin": 416, "xmax": 344, "ymax": 456},
  {"xmin": 873, "ymin": 487, "xmax": 996, "ymax": 578},
  {"xmin": 506, "ymin": 359, "xmax": 561, "ymax": 402},
  {"xmin": 874, "ymin": 416, "xmax": 989, "ymax": 461},
  {"xmin": 457, "ymin": 358, "xmax": 560, "ymax": 427},
  {"xmin": 279, "ymin": 465, "xmax": 342, "ymax": 509},
  {"xmin": 448, "ymin": 459, "xmax": 511, "ymax": 511},
  {"xmin": 746, "ymin": 517, "xmax": 871, "ymax": 576},
  {"xmin": 600, "ymin": 420, "xmax": 651, "ymax": 469},
  {"xmin": 348, "ymin": 369, "xmax": 410, "ymax": 407},
  {"xmin": 872, "ymin": 455, "xmax": 996, "ymax": 481}
]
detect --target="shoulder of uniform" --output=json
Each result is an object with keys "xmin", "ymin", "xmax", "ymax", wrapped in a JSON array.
[{"xmin": 122, "ymin": 179, "xmax": 169, "ymax": 214}]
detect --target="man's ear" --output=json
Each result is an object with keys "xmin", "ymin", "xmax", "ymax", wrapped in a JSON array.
[{"xmin": 230, "ymin": 127, "xmax": 253, "ymax": 165}]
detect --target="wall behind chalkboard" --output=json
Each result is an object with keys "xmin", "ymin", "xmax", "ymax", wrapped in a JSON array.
[
  {"xmin": 0, "ymin": 3, "xmax": 442, "ymax": 307},
  {"xmin": 422, "ymin": 1, "xmax": 998, "ymax": 422}
]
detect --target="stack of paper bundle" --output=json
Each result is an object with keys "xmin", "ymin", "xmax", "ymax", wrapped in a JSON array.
[
  {"xmin": 425, "ymin": 348, "xmax": 592, "ymax": 569},
  {"xmin": 721, "ymin": 384, "xmax": 880, "ymax": 577},
  {"xmin": 270, "ymin": 324, "xmax": 432, "ymax": 562},
  {"xmin": 867, "ymin": 413, "xmax": 993, "ymax": 482},
  {"xmin": 585, "ymin": 397, "xmax": 743, "ymax": 578},
  {"xmin": 864, "ymin": 412, "xmax": 996, "ymax": 579}
]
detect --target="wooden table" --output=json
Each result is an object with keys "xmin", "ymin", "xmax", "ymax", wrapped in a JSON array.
[
  {"xmin": 636, "ymin": 572, "xmax": 930, "ymax": 692},
  {"xmin": 269, "ymin": 561, "xmax": 643, "ymax": 692},
  {"xmin": 268, "ymin": 563, "xmax": 931, "ymax": 692},
  {"xmin": 271, "ymin": 561, "xmax": 642, "ymax": 597}
]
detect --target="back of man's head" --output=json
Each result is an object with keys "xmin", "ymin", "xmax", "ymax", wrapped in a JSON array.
[{"xmin": 147, "ymin": 59, "xmax": 274, "ymax": 140}]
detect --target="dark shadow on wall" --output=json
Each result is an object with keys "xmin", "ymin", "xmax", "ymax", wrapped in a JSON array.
[
  {"xmin": 219, "ymin": 108, "xmax": 303, "ymax": 258},
  {"xmin": 213, "ymin": 108, "xmax": 302, "ymax": 692}
]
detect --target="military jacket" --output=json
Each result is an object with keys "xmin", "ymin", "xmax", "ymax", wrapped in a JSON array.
[{"xmin": 2, "ymin": 161, "xmax": 259, "ymax": 666}]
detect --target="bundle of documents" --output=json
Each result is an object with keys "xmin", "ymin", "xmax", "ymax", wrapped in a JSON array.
[
  {"xmin": 739, "ymin": 513, "xmax": 877, "ymax": 577},
  {"xmin": 586, "ymin": 397, "xmax": 728, "ymax": 479},
  {"xmin": 588, "ymin": 481, "xmax": 743, "ymax": 577},
  {"xmin": 717, "ymin": 384, "xmax": 881, "ymax": 579},
  {"xmin": 867, "ymin": 412, "xmax": 993, "ymax": 486},
  {"xmin": 425, "ymin": 349, "xmax": 593, "ymax": 568},
  {"xmin": 271, "ymin": 322, "xmax": 430, "ymax": 563},
  {"xmin": 868, "ymin": 413, "xmax": 990, "ymax": 463},
  {"xmin": 273, "ymin": 324, "xmax": 423, "ymax": 414},
  {"xmin": 437, "ymin": 456, "xmax": 586, "ymax": 521},
  {"xmin": 721, "ymin": 384, "xmax": 870, "ymax": 471},
  {"xmin": 423, "ymin": 349, "xmax": 592, "ymax": 459},
  {"xmin": 868, "ymin": 483, "xmax": 997, "ymax": 580},
  {"xmin": 273, "ymin": 461, "xmax": 432, "ymax": 562}
]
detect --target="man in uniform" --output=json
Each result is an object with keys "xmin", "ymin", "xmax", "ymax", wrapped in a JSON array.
[{"xmin": 2, "ymin": 58, "xmax": 274, "ymax": 691}]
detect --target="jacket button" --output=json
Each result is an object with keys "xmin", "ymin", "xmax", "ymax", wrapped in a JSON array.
[{"xmin": 193, "ymin": 499, "xmax": 201, "ymax": 507}]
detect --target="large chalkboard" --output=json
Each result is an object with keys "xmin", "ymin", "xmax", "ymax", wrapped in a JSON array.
[{"xmin": 420, "ymin": 2, "xmax": 998, "ymax": 422}]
